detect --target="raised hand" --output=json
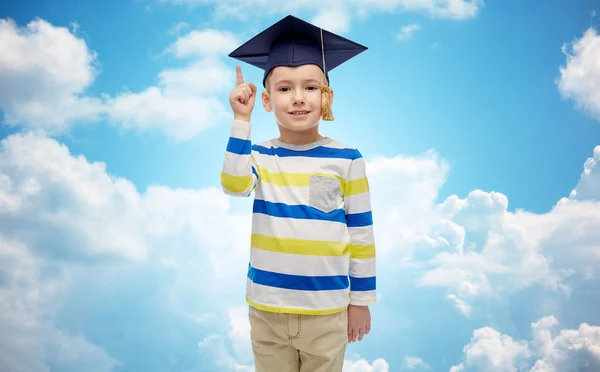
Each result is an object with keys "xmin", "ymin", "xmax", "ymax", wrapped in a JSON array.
[{"xmin": 229, "ymin": 65, "xmax": 257, "ymax": 122}]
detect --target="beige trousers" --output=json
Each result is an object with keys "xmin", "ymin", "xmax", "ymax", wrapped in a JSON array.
[{"xmin": 248, "ymin": 305, "xmax": 348, "ymax": 372}]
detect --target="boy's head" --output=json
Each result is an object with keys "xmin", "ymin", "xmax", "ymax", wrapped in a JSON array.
[
  {"xmin": 229, "ymin": 15, "xmax": 367, "ymax": 128},
  {"xmin": 261, "ymin": 63, "xmax": 333, "ymax": 133}
]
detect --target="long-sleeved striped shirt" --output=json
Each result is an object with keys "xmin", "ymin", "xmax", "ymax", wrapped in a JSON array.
[{"xmin": 221, "ymin": 120, "xmax": 376, "ymax": 315}]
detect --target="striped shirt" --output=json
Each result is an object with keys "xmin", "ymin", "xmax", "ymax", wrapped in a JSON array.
[{"xmin": 221, "ymin": 120, "xmax": 376, "ymax": 315}]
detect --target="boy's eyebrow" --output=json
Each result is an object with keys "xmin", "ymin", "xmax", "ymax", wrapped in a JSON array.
[
  {"xmin": 273, "ymin": 79, "xmax": 292, "ymax": 85},
  {"xmin": 273, "ymin": 78, "xmax": 322, "ymax": 85}
]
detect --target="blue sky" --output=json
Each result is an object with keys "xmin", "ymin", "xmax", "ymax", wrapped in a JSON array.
[{"xmin": 1, "ymin": 1, "xmax": 600, "ymax": 371}]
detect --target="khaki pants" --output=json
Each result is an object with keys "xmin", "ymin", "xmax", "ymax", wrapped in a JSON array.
[{"xmin": 249, "ymin": 305, "xmax": 348, "ymax": 372}]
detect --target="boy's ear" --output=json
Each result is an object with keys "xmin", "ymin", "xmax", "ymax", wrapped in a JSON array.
[
  {"xmin": 328, "ymin": 88, "xmax": 334, "ymax": 106},
  {"xmin": 262, "ymin": 90, "xmax": 272, "ymax": 112}
]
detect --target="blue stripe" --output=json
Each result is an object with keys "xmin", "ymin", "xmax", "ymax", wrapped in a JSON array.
[
  {"xmin": 251, "ymin": 166, "xmax": 259, "ymax": 180},
  {"xmin": 253, "ymin": 199, "xmax": 346, "ymax": 223},
  {"xmin": 350, "ymin": 276, "xmax": 376, "ymax": 291},
  {"xmin": 227, "ymin": 137, "xmax": 252, "ymax": 155},
  {"xmin": 346, "ymin": 211, "xmax": 373, "ymax": 227},
  {"xmin": 248, "ymin": 265, "xmax": 349, "ymax": 291},
  {"xmin": 253, "ymin": 145, "xmax": 359, "ymax": 160}
]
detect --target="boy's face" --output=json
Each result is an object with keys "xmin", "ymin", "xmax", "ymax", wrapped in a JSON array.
[{"xmin": 262, "ymin": 64, "xmax": 333, "ymax": 132}]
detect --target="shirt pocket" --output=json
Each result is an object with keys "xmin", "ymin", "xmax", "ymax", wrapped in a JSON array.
[{"xmin": 308, "ymin": 175, "xmax": 342, "ymax": 214}]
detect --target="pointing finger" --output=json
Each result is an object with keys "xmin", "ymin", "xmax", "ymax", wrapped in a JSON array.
[{"xmin": 236, "ymin": 65, "xmax": 244, "ymax": 86}]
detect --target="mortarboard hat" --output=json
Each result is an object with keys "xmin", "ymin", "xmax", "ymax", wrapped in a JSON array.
[{"xmin": 228, "ymin": 15, "xmax": 368, "ymax": 121}]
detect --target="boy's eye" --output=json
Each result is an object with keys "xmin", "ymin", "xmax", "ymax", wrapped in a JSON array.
[
  {"xmin": 278, "ymin": 87, "xmax": 289, "ymax": 92},
  {"xmin": 306, "ymin": 86, "xmax": 318, "ymax": 90}
]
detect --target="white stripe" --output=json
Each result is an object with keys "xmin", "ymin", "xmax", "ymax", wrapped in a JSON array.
[
  {"xmin": 344, "ymin": 192, "xmax": 372, "ymax": 214},
  {"xmin": 346, "ymin": 157, "xmax": 367, "ymax": 180},
  {"xmin": 250, "ymin": 247, "xmax": 349, "ymax": 277},
  {"xmin": 349, "ymin": 290, "xmax": 376, "ymax": 305},
  {"xmin": 324, "ymin": 139, "xmax": 355, "ymax": 150},
  {"xmin": 247, "ymin": 280, "xmax": 350, "ymax": 310},
  {"xmin": 347, "ymin": 226, "xmax": 374, "ymax": 245},
  {"xmin": 254, "ymin": 152, "xmax": 352, "ymax": 175},
  {"xmin": 256, "ymin": 182, "xmax": 346, "ymax": 215},
  {"xmin": 222, "ymin": 152, "xmax": 254, "ymax": 177},
  {"xmin": 258, "ymin": 138, "xmax": 354, "ymax": 151},
  {"xmin": 258, "ymin": 182, "xmax": 343, "ymax": 213},
  {"xmin": 256, "ymin": 183, "xmax": 310, "ymax": 206},
  {"xmin": 231, "ymin": 120, "xmax": 251, "ymax": 139},
  {"xmin": 349, "ymin": 258, "xmax": 376, "ymax": 278},
  {"xmin": 252, "ymin": 213, "xmax": 351, "ymax": 242}
]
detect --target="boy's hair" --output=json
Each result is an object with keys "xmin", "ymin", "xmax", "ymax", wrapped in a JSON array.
[{"xmin": 264, "ymin": 66, "xmax": 330, "ymax": 93}]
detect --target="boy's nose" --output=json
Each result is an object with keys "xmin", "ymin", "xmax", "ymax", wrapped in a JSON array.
[{"xmin": 292, "ymin": 93, "xmax": 305, "ymax": 105}]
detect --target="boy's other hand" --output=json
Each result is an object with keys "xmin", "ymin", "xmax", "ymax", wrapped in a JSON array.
[
  {"xmin": 347, "ymin": 305, "xmax": 371, "ymax": 343},
  {"xmin": 230, "ymin": 65, "xmax": 257, "ymax": 122}
]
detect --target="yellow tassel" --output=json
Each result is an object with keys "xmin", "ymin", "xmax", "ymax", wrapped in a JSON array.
[{"xmin": 321, "ymin": 85, "xmax": 334, "ymax": 121}]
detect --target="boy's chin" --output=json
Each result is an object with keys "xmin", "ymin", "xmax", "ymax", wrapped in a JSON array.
[{"xmin": 275, "ymin": 116, "xmax": 321, "ymax": 132}]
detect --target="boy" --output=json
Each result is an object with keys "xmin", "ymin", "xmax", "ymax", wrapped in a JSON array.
[{"xmin": 221, "ymin": 15, "xmax": 376, "ymax": 372}]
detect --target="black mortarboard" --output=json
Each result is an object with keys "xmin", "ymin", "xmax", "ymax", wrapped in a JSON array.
[{"xmin": 228, "ymin": 15, "xmax": 368, "ymax": 88}]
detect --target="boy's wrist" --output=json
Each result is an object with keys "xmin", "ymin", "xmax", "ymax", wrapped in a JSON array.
[
  {"xmin": 234, "ymin": 114, "xmax": 251, "ymax": 123},
  {"xmin": 349, "ymin": 296, "xmax": 376, "ymax": 307}
]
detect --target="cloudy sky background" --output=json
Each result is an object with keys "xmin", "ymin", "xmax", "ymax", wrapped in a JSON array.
[{"xmin": 1, "ymin": 0, "xmax": 600, "ymax": 371}]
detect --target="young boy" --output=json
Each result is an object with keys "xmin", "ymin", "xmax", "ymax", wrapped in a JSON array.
[{"xmin": 221, "ymin": 15, "xmax": 376, "ymax": 372}]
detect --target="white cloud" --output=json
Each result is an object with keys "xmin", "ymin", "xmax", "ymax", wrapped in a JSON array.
[
  {"xmin": 0, "ymin": 130, "xmax": 257, "ymax": 369},
  {"xmin": 397, "ymin": 24, "xmax": 420, "ymax": 41},
  {"xmin": 227, "ymin": 305, "xmax": 253, "ymax": 362},
  {"xmin": 404, "ymin": 356, "xmax": 431, "ymax": 370},
  {"xmin": 106, "ymin": 30, "xmax": 236, "ymax": 140},
  {"xmin": 0, "ymin": 235, "xmax": 120, "ymax": 372},
  {"xmin": 343, "ymin": 357, "xmax": 390, "ymax": 371},
  {"xmin": 417, "ymin": 188, "xmax": 564, "ymax": 297},
  {"xmin": 451, "ymin": 316, "xmax": 600, "ymax": 371},
  {"xmin": 154, "ymin": 0, "xmax": 483, "ymax": 31},
  {"xmin": 196, "ymin": 334, "xmax": 254, "ymax": 372},
  {"xmin": 568, "ymin": 145, "xmax": 600, "ymax": 201},
  {"xmin": 366, "ymin": 149, "xmax": 450, "ymax": 260},
  {"xmin": 167, "ymin": 21, "xmax": 190, "ymax": 36},
  {"xmin": 106, "ymin": 85, "xmax": 227, "ymax": 141},
  {"xmin": 312, "ymin": 6, "xmax": 353, "ymax": 34},
  {"xmin": 368, "ymin": 145, "xmax": 600, "ymax": 323},
  {"xmin": 450, "ymin": 326, "xmax": 532, "ymax": 371},
  {"xmin": 354, "ymin": 0, "xmax": 483, "ymax": 20},
  {"xmin": 0, "ymin": 18, "xmax": 236, "ymax": 141},
  {"xmin": 530, "ymin": 316, "xmax": 600, "ymax": 371},
  {"xmin": 169, "ymin": 29, "xmax": 238, "ymax": 58},
  {"xmin": 446, "ymin": 293, "xmax": 473, "ymax": 317},
  {"xmin": 104, "ymin": 27, "xmax": 239, "ymax": 140},
  {"xmin": 0, "ymin": 18, "xmax": 104, "ymax": 132},
  {"xmin": 557, "ymin": 27, "xmax": 600, "ymax": 122}
]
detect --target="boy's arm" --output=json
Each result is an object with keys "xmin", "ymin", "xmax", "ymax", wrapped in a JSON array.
[
  {"xmin": 221, "ymin": 65, "xmax": 259, "ymax": 197},
  {"xmin": 344, "ymin": 149, "xmax": 376, "ymax": 306},
  {"xmin": 220, "ymin": 119, "xmax": 259, "ymax": 197}
]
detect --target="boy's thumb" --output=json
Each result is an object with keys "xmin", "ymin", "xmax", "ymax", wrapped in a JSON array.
[{"xmin": 248, "ymin": 83, "xmax": 257, "ymax": 104}]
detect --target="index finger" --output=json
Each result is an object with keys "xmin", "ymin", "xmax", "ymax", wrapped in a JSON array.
[{"xmin": 236, "ymin": 65, "xmax": 244, "ymax": 86}]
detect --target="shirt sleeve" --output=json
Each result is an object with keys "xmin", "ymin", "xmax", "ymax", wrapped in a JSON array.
[
  {"xmin": 343, "ymin": 149, "xmax": 376, "ymax": 306},
  {"xmin": 220, "ymin": 119, "xmax": 260, "ymax": 197}
]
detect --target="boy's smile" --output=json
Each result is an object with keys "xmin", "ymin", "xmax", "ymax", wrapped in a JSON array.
[
  {"xmin": 289, "ymin": 110, "xmax": 310, "ymax": 117},
  {"xmin": 262, "ymin": 64, "xmax": 333, "ymax": 143}
]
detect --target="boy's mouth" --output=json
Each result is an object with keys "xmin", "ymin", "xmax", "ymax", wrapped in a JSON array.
[{"xmin": 289, "ymin": 110, "xmax": 310, "ymax": 116}]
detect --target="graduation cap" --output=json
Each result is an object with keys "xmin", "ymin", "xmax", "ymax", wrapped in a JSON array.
[{"xmin": 228, "ymin": 15, "xmax": 368, "ymax": 121}]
